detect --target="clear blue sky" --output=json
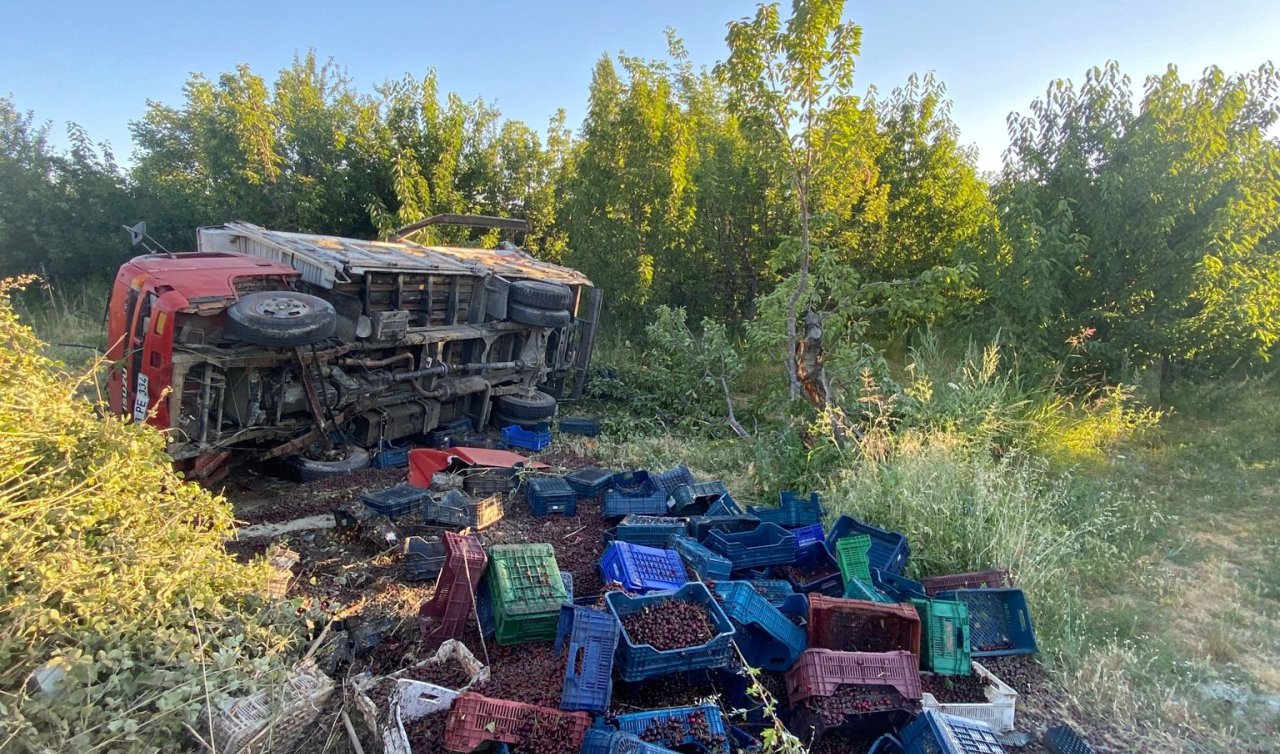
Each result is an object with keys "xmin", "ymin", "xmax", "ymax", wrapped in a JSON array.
[{"xmin": 3, "ymin": 0, "xmax": 1277, "ymax": 173}]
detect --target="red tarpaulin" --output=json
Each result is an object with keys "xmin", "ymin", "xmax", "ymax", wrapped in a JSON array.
[{"xmin": 407, "ymin": 447, "xmax": 548, "ymax": 487}]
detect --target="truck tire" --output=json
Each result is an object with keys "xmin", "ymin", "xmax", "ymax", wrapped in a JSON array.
[
  {"xmin": 509, "ymin": 280, "xmax": 574, "ymax": 311},
  {"xmin": 491, "ymin": 410, "xmax": 550, "ymax": 430},
  {"xmin": 286, "ymin": 446, "xmax": 370, "ymax": 482},
  {"xmin": 508, "ymin": 302, "xmax": 570, "ymax": 328},
  {"xmin": 226, "ymin": 291, "xmax": 337, "ymax": 347},
  {"xmin": 495, "ymin": 390, "xmax": 557, "ymax": 420}
]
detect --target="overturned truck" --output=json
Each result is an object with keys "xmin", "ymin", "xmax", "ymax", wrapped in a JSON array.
[{"xmin": 105, "ymin": 218, "xmax": 601, "ymax": 482}]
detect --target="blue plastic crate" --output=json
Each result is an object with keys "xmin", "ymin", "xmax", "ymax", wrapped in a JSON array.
[
  {"xmin": 603, "ymin": 489, "xmax": 669, "ymax": 517},
  {"xmin": 900, "ymin": 710, "xmax": 1006, "ymax": 754},
  {"xmin": 501, "ymin": 424, "xmax": 552, "ymax": 451},
  {"xmin": 652, "ymin": 465, "xmax": 696, "ymax": 497},
  {"xmin": 870, "ymin": 734, "xmax": 906, "ymax": 754},
  {"xmin": 359, "ymin": 484, "xmax": 429, "ymax": 518},
  {"xmin": 559, "ymin": 416, "xmax": 601, "ymax": 437},
  {"xmin": 526, "ymin": 476, "xmax": 578, "ymax": 517},
  {"xmin": 606, "ymin": 583, "xmax": 737, "ymax": 681},
  {"xmin": 792, "ymin": 523, "xmax": 825, "ymax": 550},
  {"xmin": 554, "ymin": 605, "xmax": 620, "ymax": 713},
  {"xmin": 1044, "ymin": 724, "xmax": 1096, "ymax": 754},
  {"xmin": 614, "ymin": 703, "xmax": 729, "ymax": 754},
  {"xmin": 601, "ymin": 541, "xmax": 690, "ymax": 593},
  {"xmin": 711, "ymin": 581, "xmax": 807, "ymax": 672},
  {"xmin": 826, "ymin": 515, "xmax": 911, "ymax": 576},
  {"xmin": 873, "ymin": 568, "xmax": 928, "ymax": 602},
  {"xmin": 936, "ymin": 588, "xmax": 1038, "ymax": 657},
  {"xmin": 669, "ymin": 535, "xmax": 732, "ymax": 580},
  {"xmin": 705, "ymin": 523, "xmax": 797, "ymax": 570},
  {"xmin": 743, "ymin": 579, "xmax": 794, "ymax": 607},
  {"xmin": 704, "ymin": 494, "xmax": 744, "ymax": 517},
  {"xmin": 614, "ymin": 515, "xmax": 689, "ymax": 547},
  {"xmin": 566, "ymin": 466, "xmax": 615, "ymax": 498},
  {"xmin": 581, "ymin": 728, "xmax": 674, "ymax": 754},
  {"xmin": 670, "ymin": 481, "xmax": 731, "ymax": 516},
  {"xmin": 780, "ymin": 541, "xmax": 843, "ymax": 596},
  {"xmin": 747, "ymin": 491, "xmax": 822, "ymax": 528},
  {"xmin": 777, "ymin": 593, "xmax": 809, "ymax": 627},
  {"xmin": 844, "ymin": 576, "xmax": 896, "ymax": 603},
  {"xmin": 728, "ymin": 725, "xmax": 762, "ymax": 753},
  {"xmin": 370, "ymin": 441, "xmax": 410, "ymax": 469},
  {"xmin": 687, "ymin": 514, "xmax": 760, "ymax": 541}
]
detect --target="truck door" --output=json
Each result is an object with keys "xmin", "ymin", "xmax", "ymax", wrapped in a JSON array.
[{"xmin": 108, "ymin": 286, "xmax": 156, "ymax": 423}]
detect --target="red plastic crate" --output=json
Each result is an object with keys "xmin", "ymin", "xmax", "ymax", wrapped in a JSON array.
[
  {"xmin": 419, "ymin": 533, "xmax": 488, "ymax": 642},
  {"xmin": 443, "ymin": 692, "xmax": 591, "ymax": 752},
  {"xmin": 785, "ymin": 648, "xmax": 922, "ymax": 705},
  {"xmin": 920, "ymin": 568, "xmax": 1012, "ymax": 596},
  {"xmin": 808, "ymin": 594, "xmax": 921, "ymax": 655}
]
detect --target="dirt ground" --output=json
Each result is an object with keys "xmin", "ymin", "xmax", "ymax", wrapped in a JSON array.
[{"xmin": 223, "ymin": 448, "xmax": 1118, "ymax": 754}]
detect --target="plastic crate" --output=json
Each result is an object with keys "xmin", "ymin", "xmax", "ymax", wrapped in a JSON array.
[
  {"xmin": 614, "ymin": 515, "xmax": 689, "ymax": 547},
  {"xmin": 870, "ymin": 734, "xmax": 906, "ymax": 754},
  {"xmin": 421, "ymin": 489, "xmax": 505, "ymax": 530},
  {"xmin": 526, "ymin": 476, "xmax": 579, "ymax": 517},
  {"xmin": 403, "ymin": 535, "xmax": 447, "ymax": 582},
  {"xmin": 704, "ymin": 495, "xmax": 745, "ymax": 517},
  {"xmin": 873, "ymin": 568, "xmax": 928, "ymax": 602},
  {"xmin": 566, "ymin": 466, "xmax": 615, "ymax": 498},
  {"xmin": 554, "ymin": 605, "xmax": 620, "ymax": 713},
  {"xmin": 462, "ymin": 467, "xmax": 519, "ymax": 497},
  {"xmin": 559, "ymin": 416, "xmax": 601, "ymax": 437},
  {"xmin": 670, "ymin": 481, "xmax": 731, "ymax": 516},
  {"xmin": 361, "ymin": 484, "xmax": 430, "ymax": 518},
  {"xmin": 835, "ymin": 534, "xmax": 873, "ymax": 583},
  {"xmin": 601, "ymin": 541, "xmax": 690, "ymax": 593},
  {"xmin": 807, "ymin": 594, "xmax": 921, "ymax": 655},
  {"xmin": 744, "ymin": 579, "xmax": 795, "ymax": 607},
  {"xmin": 1044, "ymin": 724, "xmax": 1095, "ymax": 754},
  {"xmin": 371, "ymin": 441, "xmax": 411, "ymax": 469},
  {"xmin": 705, "ymin": 522, "xmax": 797, "ymax": 570},
  {"xmin": 652, "ymin": 465, "xmax": 696, "ymax": 497},
  {"xmin": 614, "ymin": 703, "xmax": 729, "ymax": 754},
  {"xmin": 603, "ymin": 474, "xmax": 669, "ymax": 517},
  {"xmin": 747, "ymin": 491, "xmax": 822, "ymax": 528},
  {"xmin": 488, "ymin": 544, "xmax": 568, "ymax": 645},
  {"xmin": 669, "ymin": 535, "xmax": 733, "ymax": 580},
  {"xmin": 205, "ymin": 659, "xmax": 334, "ymax": 754},
  {"xmin": 785, "ymin": 648, "xmax": 921, "ymax": 704},
  {"xmin": 920, "ymin": 569, "xmax": 1013, "ymax": 596},
  {"xmin": 479, "ymin": 572, "xmax": 573, "ymax": 639},
  {"xmin": 442, "ymin": 692, "xmax": 590, "ymax": 752},
  {"xmin": 843, "ymin": 576, "xmax": 895, "ymax": 603},
  {"xmin": 606, "ymin": 582, "xmax": 737, "ymax": 681},
  {"xmin": 581, "ymin": 729, "xmax": 674, "ymax": 754},
  {"xmin": 826, "ymin": 515, "xmax": 911, "ymax": 576},
  {"xmin": 780, "ymin": 541, "xmax": 843, "ymax": 596},
  {"xmin": 501, "ymin": 424, "xmax": 552, "ymax": 452},
  {"xmin": 425, "ymin": 417, "xmax": 474, "ymax": 448},
  {"xmin": 711, "ymin": 581, "xmax": 807, "ymax": 672},
  {"xmin": 936, "ymin": 588, "xmax": 1038, "ymax": 657},
  {"xmin": 911, "ymin": 599, "xmax": 972, "ymax": 675},
  {"xmin": 687, "ymin": 514, "xmax": 760, "ymax": 541},
  {"xmin": 900, "ymin": 710, "xmax": 1006, "ymax": 754},
  {"xmin": 792, "ymin": 523, "xmax": 825, "ymax": 550},
  {"xmin": 920, "ymin": 660, "xmax": 1018, "ymax": 734},
  {"xmin": 419, "ymin": 533, "xmax": 488, "ymax": 642}
]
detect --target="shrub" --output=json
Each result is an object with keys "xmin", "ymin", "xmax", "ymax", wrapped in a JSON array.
[{"xmin": 0, "ymin": 279, "xmax": 303, "ymax": 752}]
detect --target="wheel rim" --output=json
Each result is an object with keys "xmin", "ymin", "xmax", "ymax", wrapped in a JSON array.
[{"xmin": 250, "ymin": 295, "xmax": 312, "ymax": 319}]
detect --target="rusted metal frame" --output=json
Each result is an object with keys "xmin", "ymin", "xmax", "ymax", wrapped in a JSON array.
[
  {"xmin": 570, "ymin": 288, "xmax": 604, "ymax": 399},
  {"xmin": 388, "ymin": 214, "xmax": 529, "ymax": 241},
  {"xmin": 294, "ymin": 347, "xmax": 334, "ymax": 450},
  {"xmin": 448, "ymin": 276, "xmax": 460, "ymax": 326}
]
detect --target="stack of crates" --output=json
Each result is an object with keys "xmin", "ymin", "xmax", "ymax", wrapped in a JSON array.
[
  {"xmin": 526, "ymin": 476, "xmax": 578, "ymax": 517},
  {"xmin": 418, "ymin": 532, "xmax": 488, "ymax": 643},
  {"xmin": 488, "ymin": 544, "xmax": 569, "ymax": 645}
]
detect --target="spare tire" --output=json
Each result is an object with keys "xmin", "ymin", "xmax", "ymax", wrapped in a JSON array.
[
  {"xmin": 227, "ymin": 291, "xmax": 337, "ymax": 347},
  {"xmin": 490, "ymin": 410, "xmax": 550, "ymax": 430},
  {"xmin": 508, "ymin": 302, "xmax": 570, "ymax": 328},
  {"xmin": 495, "ymin": 390, "xmax": 557, "ymax": 420},
  {"xmin": 509, "ymin": 280, "xmax": 574, "ymax": 310},
  {"xmin": 285, "ymin": 446, "xmax": 371, "ymax": 482}
]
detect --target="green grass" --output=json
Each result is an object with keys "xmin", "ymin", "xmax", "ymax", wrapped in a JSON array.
[{"xmin": 11, "ymin": 280, "xmax": 107, "ymax": 368}]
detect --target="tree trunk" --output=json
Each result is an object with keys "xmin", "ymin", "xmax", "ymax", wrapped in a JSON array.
[{"xmin": 785, "ymin": 189, "xmax": 811, "ymax": 400}]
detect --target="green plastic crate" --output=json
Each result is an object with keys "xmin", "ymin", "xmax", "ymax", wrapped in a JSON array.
[
  {"xmin": 835, "ymin": 534, "xmax": 873, "ymax": 583},
  {"xmin": 488, "ymin": 544, "xmax": 568, "ymax": 645},
  {"xmin": 911, "ymin": 598, "xmax": 972, "ymax": 675}
]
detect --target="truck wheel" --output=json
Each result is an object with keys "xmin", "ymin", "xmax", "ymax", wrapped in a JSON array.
[
  {"xmin": 495, "ymin": 390, "xmax": 557, "ymax": 420},
  {"xmin": 508, "ymin": 302, "xmax": 570, "ymax": 328},
  {"xmin": 286, "ymin": 447, "xmax": 370, "ymax": 482},
  {"xmin": 226, "ymin": 291, "xmax": 337, "ymax": 347},
  {"xmin": 490, "ymin": 410, "xmax": 550, "ymax": 430},
  {"xmin": 509, "ymin": 280, "xmax": 574, "ymax": 311}
]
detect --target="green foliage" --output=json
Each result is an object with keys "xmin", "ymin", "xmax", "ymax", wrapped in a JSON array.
[{"xmin": 0, "ymin": 280, "xmax": 304, "ymax": 751}]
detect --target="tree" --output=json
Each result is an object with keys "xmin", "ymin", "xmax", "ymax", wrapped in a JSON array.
[{"xmin": 719, "ymin": 0, "xmax": 872, "ymax": 403}]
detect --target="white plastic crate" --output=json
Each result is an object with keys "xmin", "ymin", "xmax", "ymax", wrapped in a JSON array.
[
  {"xmin": 206, "ymin": 659, "xmax": 333, "ymax": 754},
  {"xmin": 920, "ymin": 659, "xmax": 1018, "ymax": 733},
  {"xmin": 350, "ymin": 639, "xmax": 488, "ymax": 754}
]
